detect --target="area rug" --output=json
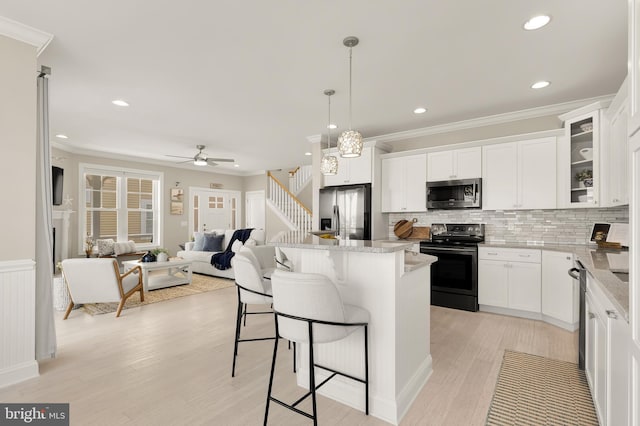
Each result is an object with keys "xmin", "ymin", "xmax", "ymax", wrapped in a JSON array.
[
  {"xmin": 486, "ymin": 350, "xmax": 598, "ymax": 426},
  {"xmin": 82, "ymin": 274, "xmax": 234, "ymax": 315}
]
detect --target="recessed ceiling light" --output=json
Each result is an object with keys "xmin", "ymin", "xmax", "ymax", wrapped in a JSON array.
[
  {"xmin": 523, "ymin": 15, "xmax": 551, "ymax": 30},
  {"xmin": 304, "ymin": 152, "xmax": 312, "ymax": 156},
  {"xmin": 328, "ymin": 124, "xmax": 337, "ymax": 129},
  {"xmin": 531, "ymin": 81, "xmax": 551, "ymax": 89},
  {"xmin": 414, "ymin": 107, "xmax": 427, "ymax": 114},
  {"xmin": 234, "ymin": 164, "xmax": 240, "ymax": 168},
  {"xmin": 55, "ymin": 134, "xmax": 68, "ymax": 139},
  {"xmin": 112, "ymin": 99, "xmax": 129, "ymax": 107}
]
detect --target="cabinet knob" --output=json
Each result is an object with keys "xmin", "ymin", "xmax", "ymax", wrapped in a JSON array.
[
  {"xmin": 588, "ymin": 312, "xmax": 595, "ymax": 320},
  {"xmin": 606, "ymin": 310, "xmax": 618, "ymax": 319},
  {"xmin": 566, "ymin": 256, "xmax": 571, "ymax": 260}
]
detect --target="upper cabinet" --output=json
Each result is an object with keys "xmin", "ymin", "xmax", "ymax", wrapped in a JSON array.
[
  {"xmin": 482, "ymin": 137, "xmax": 556, "ymax": 210},
  {"xmin": 323, "ymin": 146, "xmax": 372, "ymax": 187},
  {"xmin": 557, "ymin": 104, "xmax": 604, "ymax": 208},
  {"xmin": 629, "ymin": 0, "xmax": 640, "ymax": 137},
  {"xmin": 381, "ymin": 153, "xmax": 427, "ymax": 212},
  {"xmin": 602, "ymin": 79, "xmax": 629, "ymax": 207},
  {"xmin": 427, "ymin": 147, "xmax": 481, "ymax": 182}
]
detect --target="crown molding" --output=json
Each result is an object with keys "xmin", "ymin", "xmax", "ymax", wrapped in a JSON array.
[
  {"xmin": 0, "ymin": 16, "xmax": 53, "ymax": 56},
  {"xmin": 367, "ymin": 94, "xmax": 615, "ymax": 143},
  {"xmin": 306, "ymin": 134, "xmax": 323, "ymax": 144}
]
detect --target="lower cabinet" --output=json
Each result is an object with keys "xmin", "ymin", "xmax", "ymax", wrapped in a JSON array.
[
  {"xmin": 541, "ymin": 251, "xmax": 579, "ymax": 329},
  {"xmin": 478, "ymin": 247, "xmax": 541, "ymax": 313},
  {"xmin": 585, "ymin": 273, "xmax": 630, "ymax": 426}
]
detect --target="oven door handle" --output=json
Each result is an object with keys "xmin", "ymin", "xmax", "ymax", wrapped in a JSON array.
[{"xmin": 421, "ymin": 247, "xmax": 477, "ymax": 254}]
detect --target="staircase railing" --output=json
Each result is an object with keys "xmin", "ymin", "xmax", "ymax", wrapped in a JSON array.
[
  {"xmin": 288, "ymin": 165, "xmax": 312, "ymax": 196},
  {"xmin": 268, "ymin": 172, "xmax": 312, "ymax": 233}
]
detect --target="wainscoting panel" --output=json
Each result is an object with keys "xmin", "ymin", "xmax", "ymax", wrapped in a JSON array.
[{"xmin": 0, "ymin": 259, "xmax": 38, "ymax": 388}]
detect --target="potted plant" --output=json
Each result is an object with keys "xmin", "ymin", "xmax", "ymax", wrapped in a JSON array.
[
  {"xmin": 152, "ymin": 248, "xmax": 169, "ymax": 262},
  {"xmin": 575, "ymin": 169, "xmax": 593, "ymax": 187}
]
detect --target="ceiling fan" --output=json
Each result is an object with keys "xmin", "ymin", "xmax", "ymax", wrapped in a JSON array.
[{"xmin": 166, "ymin": 145, "xmax": 235, "ymax": 167}]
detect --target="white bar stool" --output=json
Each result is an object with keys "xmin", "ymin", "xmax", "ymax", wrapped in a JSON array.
[{"xmin": 265, "ymin": 269, "xmax": 370, "ymax": 425}]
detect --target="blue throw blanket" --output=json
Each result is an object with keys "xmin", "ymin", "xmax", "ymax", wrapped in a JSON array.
[{"xmin": 211, "ymin": 228, "xmax": 254, "ymax": 270}]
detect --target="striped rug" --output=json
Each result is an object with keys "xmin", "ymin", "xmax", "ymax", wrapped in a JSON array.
[
  {"xmin": 486, "ymin": 350, "xmax": 598, "ymax": 426},
  {"xmin": 82, "ymin": 273, "xmax": 234, "ymax": 315}
]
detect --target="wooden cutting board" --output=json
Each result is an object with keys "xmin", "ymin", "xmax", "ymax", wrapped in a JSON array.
[
  {"xmin": 393, "ymin": 220, "xmax": 414, "ymax": 239},
  {"xmin": 408, "ymin": 226, "xmax": 431, "ymax": 240}
]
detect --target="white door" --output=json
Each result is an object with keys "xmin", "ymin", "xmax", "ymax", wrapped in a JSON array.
[
  {"xmin": 508, "ymin": 262, "xmax": 541, "ymax": 313},
  {"xmin": 518, "ymin": 137, "xmax": 557, "ymax": 210},
  {"xmin": 189, "ymin": 188, "xmax": 240, "ymax": 235},
  {"xmin": 427, "ymin": 150, "xmax": 453, "ymax": 182},
  {"xmin": 482, "ymin": 142, "xmax": 518, "ymax": 210},
  {"xmin": 455, "ymin": 147, "xmax": 482, "ymax": 179},
  {"xmin": 404, "ymin": 154, "xmax": 427, "ymax": 212},
  {"xmin": 629, "ymin": 127, "xmax": 640, "ymax": 426},
  {"xmin": 245, "ymin": 190, "xmax": 265, "ymax": 229},
  {"xmin": 541, "ymin": 251, "xmax": 576, "ymax": 324},
  {"xmin": 478, "ymin": 260, "xmax": 509, "ymax": 308}
]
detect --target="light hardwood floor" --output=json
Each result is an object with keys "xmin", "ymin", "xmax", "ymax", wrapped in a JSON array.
[{"xmin": 0, "ymin": 283, "xmax": 577, "ymax": 425}]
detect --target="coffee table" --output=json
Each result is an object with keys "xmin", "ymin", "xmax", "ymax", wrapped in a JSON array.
[{"xmin": 123, "ymin": 259, "xmax": 193, "ymax": 291}]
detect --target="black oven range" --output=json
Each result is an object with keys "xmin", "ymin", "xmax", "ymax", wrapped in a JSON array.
[{"xmin": 420, "ymin": 223, "xmax": 485, "ymax": 312}]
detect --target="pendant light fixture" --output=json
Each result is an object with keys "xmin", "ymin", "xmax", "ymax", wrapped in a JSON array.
[
  {"xmin": 337, "ymin": 36, "xmax": 363, "ymax": 158},
  {"xmin": 320, "ymin": 89, "xmax": 338, "ymax": 176}
]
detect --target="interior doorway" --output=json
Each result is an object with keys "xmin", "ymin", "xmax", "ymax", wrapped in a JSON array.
[
  {"xmin": 245, "ymin": 190, "xmax": 265, "ymax": 230},
  {"xmin": 188, "ymin": 187, "xmax": 241, "ymax": 236}
]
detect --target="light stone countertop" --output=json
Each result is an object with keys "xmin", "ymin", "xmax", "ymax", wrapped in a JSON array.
[
  {"xmin": 270, "ymin": 232, "xmax": 413, "ymax": 253},
  {"xmin": 404, "ymin": 250, "xmax": 437, "ymax": 272},
  {"xmin": 480, "ymin": 242, "xmax": 629, "ymax": 322}
]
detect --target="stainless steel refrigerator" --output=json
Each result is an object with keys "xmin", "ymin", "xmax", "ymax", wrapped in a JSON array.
[{"xmin": 319, "ymin": 184, "xmax": 371, "ymax": 240}]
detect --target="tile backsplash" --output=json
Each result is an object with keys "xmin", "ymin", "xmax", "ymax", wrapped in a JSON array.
[{"xmin": 388, "ymin": 207, "xmax": 629, "ymax": 245}]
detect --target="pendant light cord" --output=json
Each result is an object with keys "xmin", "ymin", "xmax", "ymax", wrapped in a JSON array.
[
  {"xmin": 328, "ymin": 94, "xmax": 332, "ymax": 149},
  {"xmin": 348, "ymin": 46, "xmax": 353, "ymax": 130}
]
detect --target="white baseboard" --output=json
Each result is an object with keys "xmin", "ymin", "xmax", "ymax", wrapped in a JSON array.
[
  {"xmin": 0, "ymin": 361, "xmax": 39, "ymax": 389},
  {"xmin": 480, "ymin": 305, "xmax": 579, "ymax": 332},
  {"xmin": 396, "ymin": 355, "xmax": 433, "ymax": 422}
]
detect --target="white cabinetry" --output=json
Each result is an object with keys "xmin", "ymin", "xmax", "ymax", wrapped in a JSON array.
[
  {"xmin": 603, "ymin": 79, "xmax": 629, "ymax": 207},
  {"xmin": 323, "ymin": 146, "xmax": 372, "ymax": 186},
  {"xmin": 478, "ymin": 247, "xmax": 541, "ymax": 314},
  {"xmin": 541, "ymin": 251, "xmax": 579, "ymax": 330},
  {"xmin": 482, "ymin": 137, "xmax": 556, "ymax": 210},
  {"xmin": 426, "ymin": 147, "xmax": 481, "ymax": 182},
  {"xmin": 381, "ymin": 153, "xmax": 426, "ymax": 212},
  {"xmin": 558, "ymin": 104, "xmax": 605, "ymax": 208},
  {"xmin": 585, "ymin": 274, "xmax": 630, "ymax": 426},
  {"xmin": 629, "ymin": 0, "xmax": 640, "ymax": 136}
]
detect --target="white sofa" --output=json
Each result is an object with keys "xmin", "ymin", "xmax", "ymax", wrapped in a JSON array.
[{"xmin": 176, "ymin": 229, "xmax": 267, "ymax": 279}]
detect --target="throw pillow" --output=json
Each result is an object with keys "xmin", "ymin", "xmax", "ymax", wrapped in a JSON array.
[
  {"xmin": 114, "ymin": 241, "xmax": 137, "ymax": 256},
  {"xmin": 202, "ymin": 234, "xmax": 224, "ymax": 252},
  {"xmin": 96, "ymin": 239, "xmax": 115, "ymax": 256},
  {"xmin": 231, "ymin": 240, "xmax": 243, "ymax": 253},
  {"xmin": 193, "ymin": 232, "xmax": 206, "ymax": 251},
  {"xmin": 244, "ymin": 238, "xmax": 257, "ymax": 247}
]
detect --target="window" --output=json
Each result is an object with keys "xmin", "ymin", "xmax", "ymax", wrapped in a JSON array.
[{"xmin": 80, "ymin": 164, "xmax": 163, "ymax": 252}]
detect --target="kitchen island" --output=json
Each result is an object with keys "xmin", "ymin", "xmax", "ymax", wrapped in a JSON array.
[{"xmin": 271, "ymin": 232, "xmax": 437, "ymax": 425}]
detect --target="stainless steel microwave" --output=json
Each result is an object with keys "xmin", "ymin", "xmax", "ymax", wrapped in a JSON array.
[{"xmin": 426, "ymin": 178, "xmax": 482, "ymax": 209}]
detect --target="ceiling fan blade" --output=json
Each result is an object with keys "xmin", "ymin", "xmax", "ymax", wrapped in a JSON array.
[
  {"xmin": 165, "ymin": 154, "xmax": 194, "ymax": 159},
  {"xmin": 206, "ymin": 158, "xmax": 235, "ymax": 163},
  {"xmin": 206, "ymin": 161, "xmax": 218, "ymax": 166}
]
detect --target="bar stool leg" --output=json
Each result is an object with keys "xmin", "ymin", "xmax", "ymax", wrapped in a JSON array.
[
  {"xmin": 231, "ymin": 289, "xmax": 243, "ymax": 377},
  {"xmin": 308, "ymin": 322, "xmax": 318, "ymax": 426},
  {"xmin": 364, "ymin": 324, "xmax": 369, "ymax": 415},
  {"xmin": 264, "ymin": 316, "xmax": 280, "ymax": 426}
]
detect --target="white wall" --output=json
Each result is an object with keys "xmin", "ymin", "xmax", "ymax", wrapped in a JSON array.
[{"xmin": 0, "ymin": 35, "xmax": 36, "ymax": 261}]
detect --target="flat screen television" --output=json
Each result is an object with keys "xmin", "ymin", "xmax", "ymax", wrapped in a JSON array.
[{"xmin": 52, "ymin": 166, "xmax": 63, "ymax": 206}]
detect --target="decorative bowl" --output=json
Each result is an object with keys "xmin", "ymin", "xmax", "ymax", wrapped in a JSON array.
[
  {"xmin": 579, "ymin": 147, "xmax": 593, "ymax": 160},
  {"xmin": 580, "ymin": 123, "xmax": 593, "ymax": 132}
]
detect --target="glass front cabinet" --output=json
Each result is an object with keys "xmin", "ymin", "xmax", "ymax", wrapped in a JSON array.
[{"xmin": 558, "ymin": 103, "xmax": 605, "ymax": 208}]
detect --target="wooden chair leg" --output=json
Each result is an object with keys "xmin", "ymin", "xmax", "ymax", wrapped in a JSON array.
[
  {"xmin": 115, "ymin": 299, "xmax": 126, "ymax": 317},
  {"xmin": 63, "ymin": 300, "xmax": 74, "ymax": 320},
  {"xmin": 139, "ymin": 285, "xmax": 145, "ymax": 302}
]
